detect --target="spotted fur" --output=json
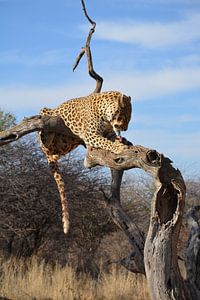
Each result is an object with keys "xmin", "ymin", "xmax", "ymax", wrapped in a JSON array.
[{"xmin": 39, "ymin": 91, "xmax": 132, "ymax": 234}]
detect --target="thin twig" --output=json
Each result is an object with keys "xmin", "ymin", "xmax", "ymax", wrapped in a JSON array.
[
  {"xmin": 73, "ymin": 48, "xmax": 85, "ymax": 72},
  {"xmin": 73, "ymin": 0, "xmax": 103, "ymax": 93},
  {"xmin": 81, "ymin": 0, "xmax": 96, "ymax": 26}
]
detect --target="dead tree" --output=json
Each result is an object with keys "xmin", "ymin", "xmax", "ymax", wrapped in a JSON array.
[{"xmin": 0, "ymin": 1, "xmax": 199, "ymax": 299}]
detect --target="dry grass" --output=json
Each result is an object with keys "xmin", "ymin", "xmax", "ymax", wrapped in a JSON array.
[{"xmin": 0, "ymin": 256, "xmax": 149, "ymax": 300}]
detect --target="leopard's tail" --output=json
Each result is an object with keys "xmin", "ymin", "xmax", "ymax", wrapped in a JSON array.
[
  {"xmin": 39, "ymin": 109, "xmax": 69, "ymax": 234},
  {"xmin": 48, "ymin": 160, "xmax": 70, "ymax": 234}
]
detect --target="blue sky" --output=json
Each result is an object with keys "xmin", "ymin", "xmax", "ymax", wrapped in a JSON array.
[{"xmin": 0, "ymin": 0, "xmax": 200, "ymax": 174}]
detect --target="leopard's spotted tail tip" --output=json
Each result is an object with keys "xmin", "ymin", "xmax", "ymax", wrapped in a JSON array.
[{"xmin": 63, "ymin": 219, "xmax": 69, "ymax": 234}]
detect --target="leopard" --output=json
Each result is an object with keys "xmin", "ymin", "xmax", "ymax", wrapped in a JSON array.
[{"xmin": 39, "ymin": 91, "xmax": 132, "ymax": 234}]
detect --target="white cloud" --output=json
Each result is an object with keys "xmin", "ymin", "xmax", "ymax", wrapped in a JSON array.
[
  {"xmin": 103, "ymin": 66, "xmax": 200, "ymax": 100},
  {"xmin": 0, "ymin": 49, "xmax": 68, "ymax": 66},
  {"xmin": 0, "ymin": 82, "xmax": 93, "ymax": 115},
  {"xmin": 0, "ymin": 65, "xmax": 200, "ymax": 115},
  {"xmin": 94, "ymin": 12, "xmax": 200, "ymax": 48}
]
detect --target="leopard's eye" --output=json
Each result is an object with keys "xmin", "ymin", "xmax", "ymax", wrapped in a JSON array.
[
  {"xmin": 114, "ymin": 124, "xmax": 120, "ymax": 129},
  {"xmin": 117, "ymin": 117, "xmax": 123, "ymax": 122}
]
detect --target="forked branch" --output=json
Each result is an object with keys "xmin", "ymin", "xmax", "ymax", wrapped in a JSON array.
[{"xmin": 73, "ymin": 0, "xmax": 103, "ymax": 93}]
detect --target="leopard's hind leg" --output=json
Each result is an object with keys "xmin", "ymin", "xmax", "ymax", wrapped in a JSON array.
[
  {"xmin": 39, "ymin": 128, "xmax": 81, "ymax": 234},
  {"xmin": 39, "ymin": 130, "xmax": 70, "ymax": 234}
]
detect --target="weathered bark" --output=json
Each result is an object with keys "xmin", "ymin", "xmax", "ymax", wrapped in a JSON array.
[
  {"xmin": 84, "ymin": 144, "xmax": 161, "ymax": 174},
  {"xmin": 144, "ymin": 160, "xmax": 189, "ymax": 300},
  {"xmin": 84, "ymin": 146, "xmax": 200, "ymax": 300},
  {"xmin": 0, "ymin": 115, "xmax": 83, "ymax": 147},
  {"xmin": 103, "ymin": 169, "xmax": 145, "ymax": 274}
]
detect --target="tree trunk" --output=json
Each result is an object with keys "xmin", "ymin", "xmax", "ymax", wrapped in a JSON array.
[
  {"xmin": 144, "ymin": 161, "xmax": 189, "ymax": 300},
  {"xmin": 85, "ymin": 147, "xmax": 200, "ymax": 300}
]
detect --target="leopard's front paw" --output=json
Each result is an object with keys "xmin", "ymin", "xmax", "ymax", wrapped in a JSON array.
[
  {"xmin": 84, "ymin": 154, "xmax": 96, "ymax": 168},
  {"xmin": 115, "ymin": 136, "xmax": 133, "ymax": 146}
]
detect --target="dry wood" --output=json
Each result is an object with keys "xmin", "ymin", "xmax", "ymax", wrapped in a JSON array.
[
  {"xmin": 101, "ymin": 168, "xmax": 145, "ymax": 274},
  {"xmin": 144, "ymin": 160, "xmax": 189, "ymax": 300},
  {"xmin": 73, "ymin": 0, "xmax": 103, "ymax": 93},
  {"xmin": 0, "ymin": 115, "xmax": 83, "ymax": 147},
  {"xmin": 84, "ymin": 146, "xmax": 200, "ymax": 299}
]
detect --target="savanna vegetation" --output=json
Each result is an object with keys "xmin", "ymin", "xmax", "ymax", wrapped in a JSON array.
[{"xmin": 0, "ymin": 109, "xmax": 199, "ymax": 299}]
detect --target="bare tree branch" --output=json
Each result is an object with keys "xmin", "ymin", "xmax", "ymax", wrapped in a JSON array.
[
  {"xmin": 73, "ymin": 0, "xmax": 103, "ymax": 93},
  {"xmin": 84, "ymin": 144, "xmax": 161, "ymax": 174},
  {"xmin": 102, "ymin": 169, "xmax": 145, "ymax": 274},
  {"xmin": 0, "ymin": 115, "xmax": 83, "ymax": 147},
  {"xmin": 81, "ymin": 0, "xmax": 96, "ymax": 26}
]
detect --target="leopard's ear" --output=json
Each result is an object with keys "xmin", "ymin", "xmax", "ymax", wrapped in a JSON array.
[{"xmin": 120, "ymin": 94, "xmax": 131, "ymax": 107}]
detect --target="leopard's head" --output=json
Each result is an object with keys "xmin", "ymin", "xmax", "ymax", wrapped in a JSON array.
[{"xmin": 108, "ymin": 94, "xmax": 132, "ymax": 137}]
